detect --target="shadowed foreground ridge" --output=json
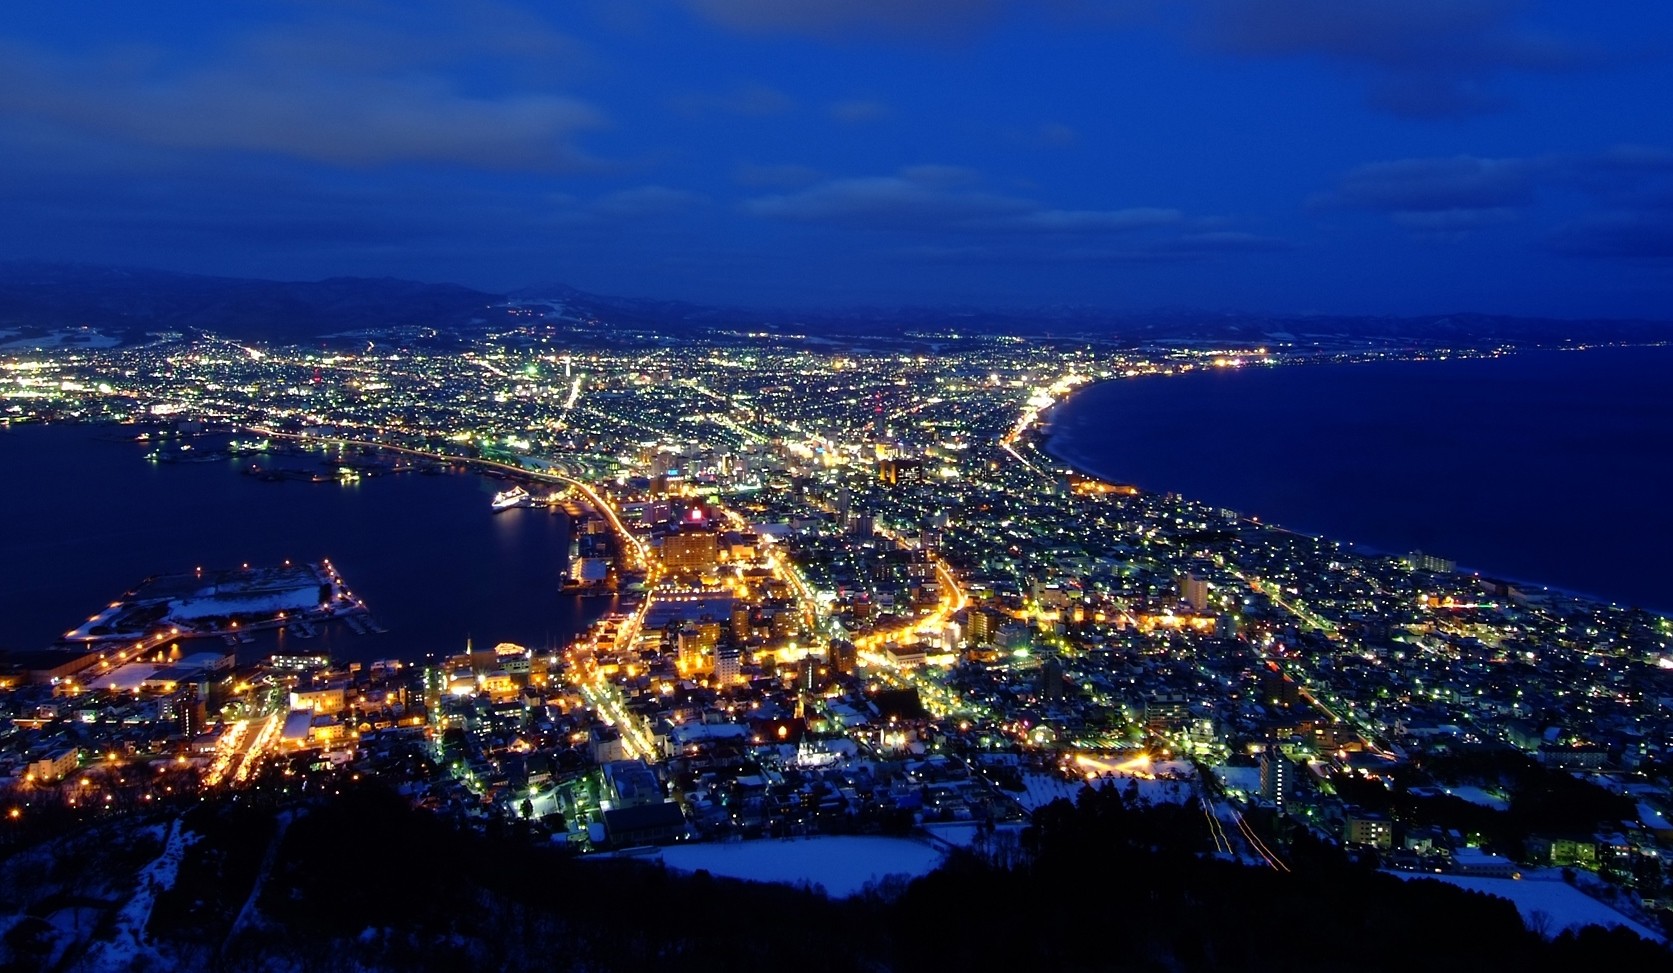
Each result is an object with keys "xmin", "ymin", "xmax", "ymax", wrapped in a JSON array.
[{"xmin": 3, "ymin": 781, "xmax": 1664, "ymax": 973}]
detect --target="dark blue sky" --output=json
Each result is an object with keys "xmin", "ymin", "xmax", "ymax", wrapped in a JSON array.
[{"xmin": 4, "ymin": 1, "xmax": 1671, "ymax": 316}]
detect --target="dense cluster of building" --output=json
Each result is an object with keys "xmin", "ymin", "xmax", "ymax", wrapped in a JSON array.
[{"xmin": 3, "ymin": 311, "xmax": 1671, "ymax": 924}]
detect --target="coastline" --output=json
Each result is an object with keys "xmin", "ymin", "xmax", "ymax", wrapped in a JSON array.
[
  {"xmin": 0, "ymin": 423, "xmax": 603, "ymax": 660},
  {"xmin": 1036, "ymin": 353, "xmax": 1673, "ymax": 616}
]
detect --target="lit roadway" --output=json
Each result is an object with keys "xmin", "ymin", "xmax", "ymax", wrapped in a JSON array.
[
  {"xmin": 998, "ymin": 372, "xmax": 1087, "ymax": 475},
  {"xmin": 202, "ymin": 711, "xmax": 282, "ymax": 788},
  {"xmin": 851, "ymin": 525, "xmax": 968, "ymax": 654},
  {"xmin": 66, "ymin": 624, "xmax": 190, "ymax": 694},
  {"xmin": 850, "ymin": 552, "xmax": 974, "ymax": 719},
  {"xmin": 1240, "ymin": 573, "xmax": 1341, "ymax": 638},
  {"xmin": 570, "ymin": 657, "xmax": 659, "ymax": 762}
]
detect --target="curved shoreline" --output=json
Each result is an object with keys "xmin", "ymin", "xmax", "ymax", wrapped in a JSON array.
[{"xmin": 1034, "ymin": 354, "xmax": 1672, "ymax": 615}]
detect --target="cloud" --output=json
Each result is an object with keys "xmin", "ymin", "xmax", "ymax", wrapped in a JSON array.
[
  {"xmin": 891, "ymin": 231, "xmax": 1292, "ymax": 266},
  {"xmin": 744, "ymin": 166, "xmax": 1276, "ymax": 261},
  {"xmin": 1389, "ymin": 208, "xmax": 1519, "ymax": 231},
  {"xmin": 682, "ymin": 0, "xmax": 1006, "ymax": 38},
  {"xmin": 1007, "ymin": 208, "xmax": 1181, "ymax": 232},
  {"xmin": 682, "ymin": 0, "xmax": 1158, "ymax": 37},
  {"xmin": 1195, "ymin": 0, "xmax": 1584, "ymax": 71},
  {"xmin": 682, "ymin": 0, "xmax": 1605, "ymax": 117},
  {"xmin": 1316, "ymin": 153, "xmax": 1565, "ymax": 243},
  {"xmin": 1564, "ymin": 145, "xmax": 1673, "ymax": 206},
  {"xmin": 1192, "ymin": 0, "xmax": 1601, "ymax": 117},
  {"xmin": 1056, "ymin": 232, "xmax": 1294, "ymax": 262},
  {"xmin": 733, "ymin": 163, "xmax": 825, "ymax": 188},
  {"xmin": 1547, "ymin": 212, "xmax": 1673, "ymax": 260},
  {"xmin": 1163, "ymin": 231, "xmax": 1294, "ymax": 253},
  {"xmin": 590, "ymin": 185, "xmax": 708, "ymax": 217},
  {"xmin": 1320, "ymin": 146, "xmax": 1673, "ymax": 257},
  {"xmin": 670, "ymin": 83, "xmax": 796, "ymax": 117},
  {"xmin": 891, "ymin": 244, "xmax": 998, "ymax": 262},
  {"xmin": 745, "ymin": 168, "xmax": 1027, "ymax": 229},
  {"xmin": 240, "ymin": 2, "xmax": 586, "ymax": 77},
  {"xmin": 1365, "ymin": 76, "xmax": 1510, "ymax": 119},
  {"xmin": 0, "ymin": 11, "xmax": 607, "ymax": 173},
  {"xmin": 1314, "ymin": 156, "xmax": 1540, "ymax": 231},
  {"xmin": 1546, "ymin": 148, "xmax": 1673, "ymax": 259},
  {"xmin": 1036, "ymin": 122, "xmax": 1080, "ymax": 147},
  {"xmin": 830, "ymin": 100, "xmax": 890, "ymax": 123}
]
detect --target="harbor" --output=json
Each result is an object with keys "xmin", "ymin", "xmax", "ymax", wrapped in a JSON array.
[
  {"xmin": 59, "ymin": 560, "xmax": 376, "ymax": 645},
  {"xmin": 0, "ymin": 424, "xmax": 612, "ymax": 663}
]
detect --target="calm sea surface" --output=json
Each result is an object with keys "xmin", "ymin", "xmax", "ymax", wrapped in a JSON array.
[
  {"xmin": 0, "ymin": 425, "xmax": 611, "ymax": 661},
  {"xmin": 1048, "ymin": 345, "xmax": 1673, "ymax": 611}
]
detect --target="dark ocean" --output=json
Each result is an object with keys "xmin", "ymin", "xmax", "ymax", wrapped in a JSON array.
[
  {"xmin": 1047, "ymin": 345, "xmax": 1673, "ymax": 612},
  {"xmin": 0, "ymin": 425, "xmax": 611, "ymax": 661}
]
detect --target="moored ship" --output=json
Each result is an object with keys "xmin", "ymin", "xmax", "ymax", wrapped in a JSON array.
[{"xmin": 491, "ymin": 486, "xmax": 530, "ymax": 512}]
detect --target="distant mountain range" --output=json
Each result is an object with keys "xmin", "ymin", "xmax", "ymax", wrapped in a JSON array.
[
  {"xmin": 1, "ymin": 260, "xmax": 1668, "ymax": 347},
  {"xmin": 0, "ymin": 261, "xmax": 497, "ymax": 345}
]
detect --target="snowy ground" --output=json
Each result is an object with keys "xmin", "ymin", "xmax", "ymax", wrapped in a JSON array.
[
  {"xmin": 1439, "ymin": 785, "xmax": 1511, "ymax": 811},
  {"xmin": 654, "ymin": 836, "xmax": 946, "ymax": 897},
  {"xmin": 1214, "ymin": 766, "xmax": 1263, "ymax": 800},
  {"xmin": 0, "ymin": 329, "xmax": 121, "ymax": 350},
  {"xmin": 1012, "ymin": 770, "xmax": 1196, "ymax": 813},
  {"xmin": 81, "ymin": 817, "xmax": 196, "ymax": 971},
  {"xmin": 167, "ymin": 587, "xmax": 323, "ymax": 621},
  {"xmin": 1392, "ymin": 872, "xmax": 1664, "ymax": 942},
  {"xmin": 1014, "ymin": 772, "xmax": 1086, "ymax": 811}
]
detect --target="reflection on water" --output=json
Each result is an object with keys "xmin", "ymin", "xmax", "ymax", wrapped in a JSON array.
[
  {"xmin": 1048, "ymin": 347, "xmax": 1673, "ymax": 610},
  {"xmin": 0, "ymin": 425, "xmax": 612, "ymax": 661}
]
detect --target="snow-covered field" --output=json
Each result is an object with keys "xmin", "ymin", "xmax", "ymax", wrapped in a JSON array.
[
  {"xmin": 1440, "ymin": 786, "xmax": 1510, "ymax": 811},
  {"xmin": 0, "ymin": 329, "xmax": 121, "ymax": 350},
  {"xmin": 1393, "ymin": 872, "xmax": 1663, "ymax": 942},
  {"xmin": 1014, "ymin": 772, "xmax": 1086, "ymax": 811},
  {"xmin": 655, "ymin": 836, "xmax": 946, "ymax": 897},
  {"xmin": 167, "ymin": 587, "xmax": 322, "ymax": 621},
  {"xmin": 1012, "ymin": 769, "xmax": 1196, "ymax": 812},
  {"xmin": 81, "ymin": 817, "xmax": 196, "ymax": 971}
]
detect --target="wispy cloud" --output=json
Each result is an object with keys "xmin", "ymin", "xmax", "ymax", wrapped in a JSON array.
[
  {"xmin": 682, "ymin": 0, "xmax": 1006, "ymax": 38},
  {"xmin": 670, "ymin": 83, "xmax": 795, "ymax": 117},
  {"xmin": 1194, "ymin": 0, "xmax": 1602, "ymax": 117},
  {"xmin": 685, "ymin": 0, "xmax": 1609, "ymax": 119},
  {"xmin": 746, "ymin": 165, "xmax": 1185, "ymax": 234},
  {"xmin": 830, "ymin": 99, "xmax": 890, "ymax": 123},
  {"xmin": 0, "ymin": 9, "xmax": 607, "ymax": 172},
  {"xmin": 1318, "ymin": 146, "xmax": 1673, "ymax": 255}
]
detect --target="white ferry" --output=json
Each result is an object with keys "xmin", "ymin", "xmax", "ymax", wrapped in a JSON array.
[{"xmin": 491, "ymin": 485, "xmax": 530, "ymax": 512}]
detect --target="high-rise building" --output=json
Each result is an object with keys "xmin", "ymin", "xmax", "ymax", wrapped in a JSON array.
[
  {"xmin": 1178, "ymin": 572, "xmax": 1210, "ymax": 611},
  {"xmin": 1260, "ymin": 747, "xmax": 1296, "ymax": 814},
  {"xmin": 967, "ymin": 606, "xmax": 1003, "ymax": 644},
  {"xmin": 714, "ymin": 644, "xmax": 741, "ymax": 685},
  {"xmin": 677, "ymin": 626, "xmax": 713, "ymax": 674},
  {"xmin": 1403, "ymin": 550, "xmax": 1456, "ymax": 574},
  {"xmin": 662, "ymin": 528, "xmax": 719, "ymax": 575},
  {"xmin": 1039, "ymin": 654, "xmax": 1066, "ymax": 702},
  {"xmin": 1345, "ymin": 812, "xmax": 1393, "ymax": 850}
]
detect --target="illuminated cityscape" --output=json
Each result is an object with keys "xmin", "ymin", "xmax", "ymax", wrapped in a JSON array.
[
  {"xmin": 6, "ymin": 0, "xmax": 1673, "ymax": 965},
  {"xmin": 3, "ymin": 309, "xmax": 1672, "ymax": 941}
]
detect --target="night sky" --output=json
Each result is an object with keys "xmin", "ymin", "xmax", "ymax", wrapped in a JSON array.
[{"xmin": 4, "ymin": 1, "xmax": 1671, "ymax": 316}]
